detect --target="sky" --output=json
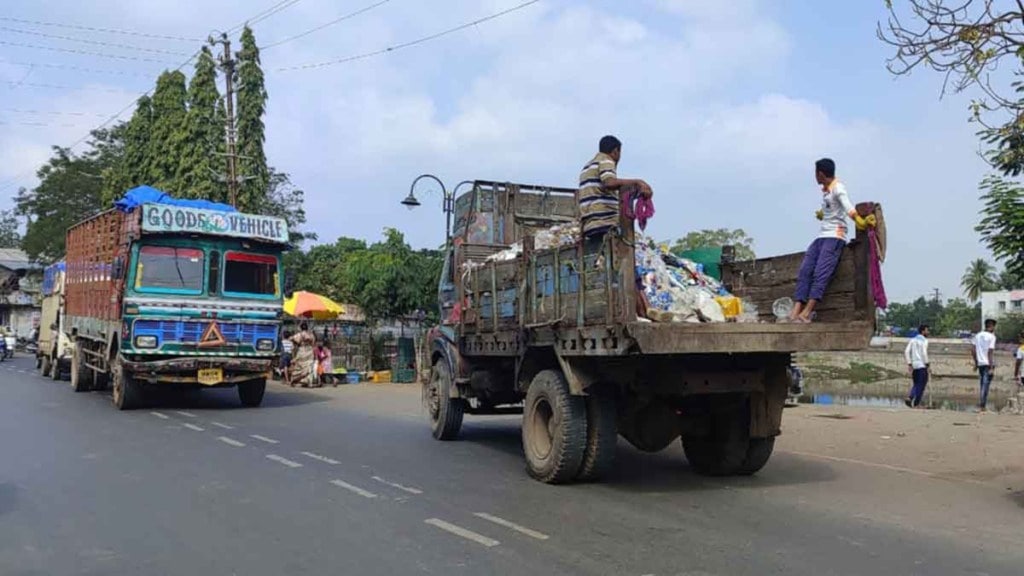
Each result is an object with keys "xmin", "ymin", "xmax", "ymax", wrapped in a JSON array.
[{"xmin": 0, "ymin": 0, "xmax": 1002, "ymax": 302}]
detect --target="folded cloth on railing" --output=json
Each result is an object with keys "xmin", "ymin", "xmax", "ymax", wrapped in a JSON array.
[{"xmin": 622, "ymin": 185, "xmax": 655, "ymax": 231}]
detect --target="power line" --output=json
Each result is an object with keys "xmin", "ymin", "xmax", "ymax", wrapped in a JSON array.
[
  {"xmin": 0, "ymin": 119, "xmax": 93, "ymax": 128},
  {"xmin": 4, "ymin": 81, "xmax": 140, "ymax": 93},
  {"xmin": 2, "ymin": 108, "xmax": 112, "ymax": 118},
  {"xmin": 275, "ymin": 0, "xmax": 541, "ymax": 72},
  {"xmin": 261, "ymin": 0, "xmax": 391, "ymax": 51},
  {"xmin": 0, "ymin": 40, "xmax": 180, "ymax": 64},
  {"xmin": 0, "ymin": 26, "xmax": 192, "ymax": 56},
  {"xmin": 0, "ymin": 16, "xmax": 203, "ymax": 42},
  {"xmin": 229, "ymin": 0, "xmax": 303, "ymax": 34},
  {"xmin": 0, "ymin": 59, "xmax": 157, "ymax": 77}
]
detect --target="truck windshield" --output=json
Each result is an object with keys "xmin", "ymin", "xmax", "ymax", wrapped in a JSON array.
[
  {"xmin": 223, "ymin": 252, "xmax": 279, "ymax": 297},
  {"xmin": 135, "ymin": 246, "xmax": 204, "ymax": 293}
]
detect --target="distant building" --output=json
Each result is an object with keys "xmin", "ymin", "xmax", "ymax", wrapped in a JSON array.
[
  {"xmin": 980, "ymin": 289, "xmax": 1024, "ymax": 321},
  {"xmin": 0, "ymin": 248, "xmax": 43, "ymax": 338}
]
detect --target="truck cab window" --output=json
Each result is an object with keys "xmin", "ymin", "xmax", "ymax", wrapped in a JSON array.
[
  {"xmin": 224, "ymin": 252, "xmax": 279, "ymax": 297},
  {"xmin": 135, "ymin": 246, "xmax": 204, "ymax": 294}
]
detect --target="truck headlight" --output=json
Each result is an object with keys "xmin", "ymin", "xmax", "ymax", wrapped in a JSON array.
[
  {"xmin": 256, "ymin": 338, "xmax": 275, "ymax": 351},
  {"xmin": 134, "ymin": 335, "xmax": 157, "ymax": 349}
]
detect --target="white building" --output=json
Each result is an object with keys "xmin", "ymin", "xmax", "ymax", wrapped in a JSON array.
[
  {"xmin": 980, "ymin": 289, "xmax": 1024, "ymax": 321},
  {"xmin": 0, "ymin": 248, "xmax": 43, "ymax": 338}
]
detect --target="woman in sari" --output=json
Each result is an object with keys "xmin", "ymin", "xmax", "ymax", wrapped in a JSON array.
[{"xmin": 289, "ymin": 322, "xmax": 317, "ymax": 388}]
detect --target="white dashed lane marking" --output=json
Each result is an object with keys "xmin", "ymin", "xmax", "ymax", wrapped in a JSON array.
[
  {"xmin": 217, "ymin": 436, "xmax": 245, "ymax": 447},
  {"xmin": 150, "ymin": 411, "xmax": 170, "ymax": 420},
  {"xmin": 424, "ymin": 518, "xmax": 499, "ymax": 548},
  {"xmin": 329, "ymin": 479, "xmax": 377, "ymax": 499},
  {"xmin": 182, "ymin": 423, "xmax": 205, "ymax": 432},
  {"xmin": 371, "ymin": 476, "xmax": 423, "ymax": 495},
  {"xmin": 265, "ymin": 454, "xmax": 303, "ymax": 468},
  {"xmin": 250, "ymin": 434, "xmax": 279, "ymax": 444},
  {"xmin": 211, "ymin": 422, "xmax": 234, "ymax": 430},
  {"xmin": 300, "ymin": 451, "xmax": 339, "ymax": 465},
  {"xmin": 174, "ymin": 411, "xmax": 198, "ymax": 418},
  {"xmin": 473, "ymin": 513, "xmax": 550, "ymax": 540}
]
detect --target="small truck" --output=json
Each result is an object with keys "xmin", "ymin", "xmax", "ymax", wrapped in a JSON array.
[
  {"xmin": 423, "ymin": 180, "xmax": 876, "ymax": 483},
  {"xmin": 36, "ymin": 261, "xmax": 73, "ymax": 380}
]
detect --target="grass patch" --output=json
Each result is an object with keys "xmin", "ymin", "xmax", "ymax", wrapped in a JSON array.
[{"xmin": 801, "ymin": 361, "xmax": 904, "ymax": 384}]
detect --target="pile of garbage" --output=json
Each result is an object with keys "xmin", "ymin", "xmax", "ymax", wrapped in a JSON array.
[
  {"xmin": 634, "ymin": 234, "xmax": 758, "ymax": 323},
  {"xmin": 475, "ymin": 223, "xmax": 580, "ymax": 265}
]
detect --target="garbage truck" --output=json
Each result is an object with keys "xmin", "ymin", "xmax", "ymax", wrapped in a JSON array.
[
  {"xmin": 64, "ymin": 187, "xmax": 290, "ymax": 409},
  {"xmin": 422, "ymin": 180, "xmax": 879, "ymax": 483},
  {"xmin": 36, "ymin": 261, "xmax": 73, "ymax": 380}
]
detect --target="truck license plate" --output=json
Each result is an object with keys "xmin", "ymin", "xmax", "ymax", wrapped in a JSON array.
[{"xmin": 197, "ymin": 368, "xmax": 223, "ymax": 385}]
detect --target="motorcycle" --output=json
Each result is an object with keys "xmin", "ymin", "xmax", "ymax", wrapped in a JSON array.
[
  {"xmin": 0, "ymin": 338, "xmax": 6, "ymax": 362},
  {"xmin": 3, "ymin": 335, "xmax": 15, "ymax": 360}
]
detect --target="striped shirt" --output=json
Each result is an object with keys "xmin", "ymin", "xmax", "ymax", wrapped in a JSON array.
[{"xmin": 578, "ymin": 152, "xmax": 619, "ymax": 237}]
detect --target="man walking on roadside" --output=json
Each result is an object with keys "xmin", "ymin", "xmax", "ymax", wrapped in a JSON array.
[
  {"xmin": 904, "ymin": 324, "xmax": 930, "ymax": 408},
  {"xmin": 1013, "ymin": 331, "xmax": 1024, "ymax": 390},
  {"xmin": 972, "ymin": 319, "xmax": 998, "ymax": 412}
]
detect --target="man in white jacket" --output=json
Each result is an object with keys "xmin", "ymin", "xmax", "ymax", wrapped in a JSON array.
[{"xmin": 904, "ymin": 325, "xmax": 930, "ymax": 408}]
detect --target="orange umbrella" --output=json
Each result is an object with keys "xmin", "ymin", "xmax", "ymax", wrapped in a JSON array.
[{"xmin": 283, "ymin": 291, "xmax": 345, "ymax": 319}]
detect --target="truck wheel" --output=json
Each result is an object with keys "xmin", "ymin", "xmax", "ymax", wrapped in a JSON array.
[
  {"xmin": 737, "ymin": 437, "xmax": 775, "ymax": 476},
  {"xmin": 70, "ymin": 343, "xmax": 92, "ymax": 392},
  {"xmin": 51, "ymin": 357, "xmax": 64, "ymax": 381},
  {"xmin": 425, "ymin": 360, "xmax": 465, "ymax": 440},
  {"xmin": 40, "ymin": 355, "xmax": 52, "ymax": 378},
  {"xmin": 522, "ymin": 369, "xmax": 587, "ymax": 484},
  {"xmin": 576, "ymin": 387, "xmax": 617, "ymax": 482},
  {"xmin": 112, "ymin": 365, "xmax": 142, "ymax": 410},
  {"xmin": 681, "ymin": 401, "xmax": 750, "ymax": 476},
  {"xmin": 238, "ymin": 379, "xmax": 267, "ymax": 407}
]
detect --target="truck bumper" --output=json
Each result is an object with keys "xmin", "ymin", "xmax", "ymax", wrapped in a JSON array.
[{"xmin": 122, "ymin": 356, "xmax": 274, "ymax": 386}]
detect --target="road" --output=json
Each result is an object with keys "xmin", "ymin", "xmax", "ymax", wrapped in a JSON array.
[{"xmin": 1, "ymin": 354, "xmax": 1022, "ymax": 576}]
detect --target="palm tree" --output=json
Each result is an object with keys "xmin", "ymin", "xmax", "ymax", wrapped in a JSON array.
[{"xmin": 961, "ymin": 259, "xmax": 998, "ymax": 301}]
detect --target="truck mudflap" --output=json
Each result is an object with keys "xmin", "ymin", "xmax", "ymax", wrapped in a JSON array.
[{"xmin": 121, "ymin": 356, "xmax": 273, "ymax": 386}]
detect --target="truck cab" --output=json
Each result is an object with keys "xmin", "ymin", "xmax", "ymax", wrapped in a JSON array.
[{"xmin": 37, "ymin": 261, "xmax": 73, "ymax": 379}]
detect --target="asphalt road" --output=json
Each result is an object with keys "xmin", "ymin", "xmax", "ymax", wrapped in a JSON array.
[{"xmin": 1, "ymin": 354, "xmax": 1022, "ymax": 576}]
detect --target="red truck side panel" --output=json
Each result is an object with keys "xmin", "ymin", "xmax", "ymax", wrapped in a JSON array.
[{"xmin": 65, "ymin": 209, "xmax": 138, "ymax": 322}]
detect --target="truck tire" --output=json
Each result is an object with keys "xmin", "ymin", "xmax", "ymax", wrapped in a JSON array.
[
  {"xmin": 425, "ymin": 360, "xmax": 465, "ymax": 440},
  {"xmin": 40, "ymin": 354, "xmax": 52, "ymax": 378},
  {"xmin": 737, "ymin": 437, "xmax": 775, "ymax": 476},
  {"xmin": 238, "ymin": 379, "xmax": 267, "ymax": 407},
  {"xmin": 681, "ymin": 400, "xmax": 749, "ymax": 476},
  {"xmin": 70, "ymin": 343, "xmax": 92, "ymax": 392},
  {"xmin": 51, "ymin": 356, "xmax": 64, "ymax": 381},
  {"xmin": 576, "ymin": 387, "xmax": 617, "ymax": 482},
  {"xmin": 522, "ymin": 369, "xmax": 587, "ymax": 484},
  {"xmin": 111, "ymin": 364, "xmax": 143, "ymax": 410}
]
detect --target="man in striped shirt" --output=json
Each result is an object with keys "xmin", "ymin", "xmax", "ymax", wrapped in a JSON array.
[{"xmin": 578, "ymin": 135, "xmax": 652, "ymax": 238}]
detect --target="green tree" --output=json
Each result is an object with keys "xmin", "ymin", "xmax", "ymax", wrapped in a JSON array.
[
  {"xmin": 670, "ymin": 228, "xmax": 755, "ymax": 261},
  {"xmin": 0, "ymin": 209, "xmax": 20, "ymax": 248},
  {"xmin": 883, "ymin": 296, "xmax": 944, "ymax": 332},
  {"xmin": 102, "ymin": 98, "xmax": 152, "ymax": 205},
  {"xmin": 259, "ymin": 169, "xmax": 316, "ymax": 245},
  {"xmin": 236, "ymin": 25, "xmax": 269, "ymax": 212},
  {"xmin": 995, "ymin": 312, "xmax": 1024, "ymax": 342},
  {"xmin": 177, "ymin": 46, "xmax": 223, "ymax": 202},
  {"xmin": 998, "ymin": 267, "xmax": 1024, "ymax": 291},
  {"xmin": 286, "ymin": 237, "xmax": 368, "ymax": 299},
  {"xmin": 936, "ymin": 298, "xmax": 981, "ymax": 336},
  {"xmin": 147, "ymin": 70, "xmax": 188, "ymax": 192},
  {"xmin": 977, "ymin": 175, "xmax": 1024, "ymax": 279},
  {"xmin": 14, "ymin": 128, "xmax": 124, "ymax": 261},
  {"xmin": 961, "ymin": 258, "xmax": 999, "ymax": 301}
]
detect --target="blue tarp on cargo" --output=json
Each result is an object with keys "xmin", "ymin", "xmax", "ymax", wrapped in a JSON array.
[
  {"xmin": 114, "ymin": 185, "xmax": 237, "ymax": 213},
  {"xmin": 42, "ymin": 260, "xmax": 65, "ymax": 296}
]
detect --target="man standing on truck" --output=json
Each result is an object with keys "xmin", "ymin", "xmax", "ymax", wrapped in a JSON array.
[
  {"xmin": 789, "ymin": 158, "xmax": 870, "ymax": 323},
  {"xmin": 578, "ymin": 135, "xmax": 653, "ymax": 238}
]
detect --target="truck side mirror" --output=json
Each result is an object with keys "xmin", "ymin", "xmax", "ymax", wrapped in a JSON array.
[{"xmin": 112, "ymin": 257, "xmax": 124, "ymax": 280}]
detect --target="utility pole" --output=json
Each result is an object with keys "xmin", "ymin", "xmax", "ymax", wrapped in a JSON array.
[
  {"xmin": 211, "ymin": 33, "xmax": 239, "ymax": 207},
  {"xmin": 932, "ymin": 288, "xmax": 941, "ymax": 304}
]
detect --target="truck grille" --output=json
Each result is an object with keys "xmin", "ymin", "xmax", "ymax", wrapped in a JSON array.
[{"xmin": 133, "ymin": 320, "xmax": 277, "ymax": 349}]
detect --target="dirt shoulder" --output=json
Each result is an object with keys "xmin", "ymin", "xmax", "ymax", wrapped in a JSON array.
[{"xmin": 777, "ymin": 403, "xmax": 1024, "ymax": 491}]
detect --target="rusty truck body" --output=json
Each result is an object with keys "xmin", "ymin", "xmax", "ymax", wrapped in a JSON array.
[{"xmin": 423, "ymin": 180, "xmax": 875, "ymax": 483}]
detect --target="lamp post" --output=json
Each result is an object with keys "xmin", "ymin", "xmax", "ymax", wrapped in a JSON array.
[{"xmin": 402, "ymin": 174, "xmax": 464, "ymax": 247}]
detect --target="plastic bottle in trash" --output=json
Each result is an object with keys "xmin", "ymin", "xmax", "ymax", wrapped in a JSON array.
[
  {"xmin": 772, "ymin": 297, "xmax": 794, "ymax": 319},
  {"xmin": 695, "ymin": 263, "xmax": 704, "ymax": 276}
]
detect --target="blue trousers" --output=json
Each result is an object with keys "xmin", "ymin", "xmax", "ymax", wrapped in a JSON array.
[
  {"xmin": 795, "ymin": 237, "xmax": 846, "ymax": 303},
  {"xmin": 908, "ymin": 368, "xmax": 928, "ymax": 406},
  {"xmin": 978, "ymin": 365, "xmax": 993, "ymax": 408}
]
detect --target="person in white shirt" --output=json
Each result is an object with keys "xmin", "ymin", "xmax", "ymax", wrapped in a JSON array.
[
  {"xmin": 971, "ymin": 319, "xmax": 998, "ymax": 412},
  {"xmin": 1013, "ymin": 331, "xmax": 1024, "ymax": 389},
  {"xmin": 904, "ymin": 325, "xmax": 930, "ymax": 408},
  {"xmin": 280, "ymin": 330, "xmax": 294, "ymax": 386}
]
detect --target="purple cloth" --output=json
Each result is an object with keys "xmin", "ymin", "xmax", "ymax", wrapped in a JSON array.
[
  {"xmin": 868, "ymin": 228, "xmax": 888, "ymax": 309},
  {"xmin": 794, "ymin": 237, "xmax": 845, "ymax": 303},
  {"xmin": 621, "ymin": 186, "xmax": 655, "ymax": 231}
]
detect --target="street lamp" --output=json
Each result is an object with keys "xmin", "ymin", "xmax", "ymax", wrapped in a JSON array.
[{"xmin": 403, "ymin": 174, "xmax": 461, "ymax": 246}]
